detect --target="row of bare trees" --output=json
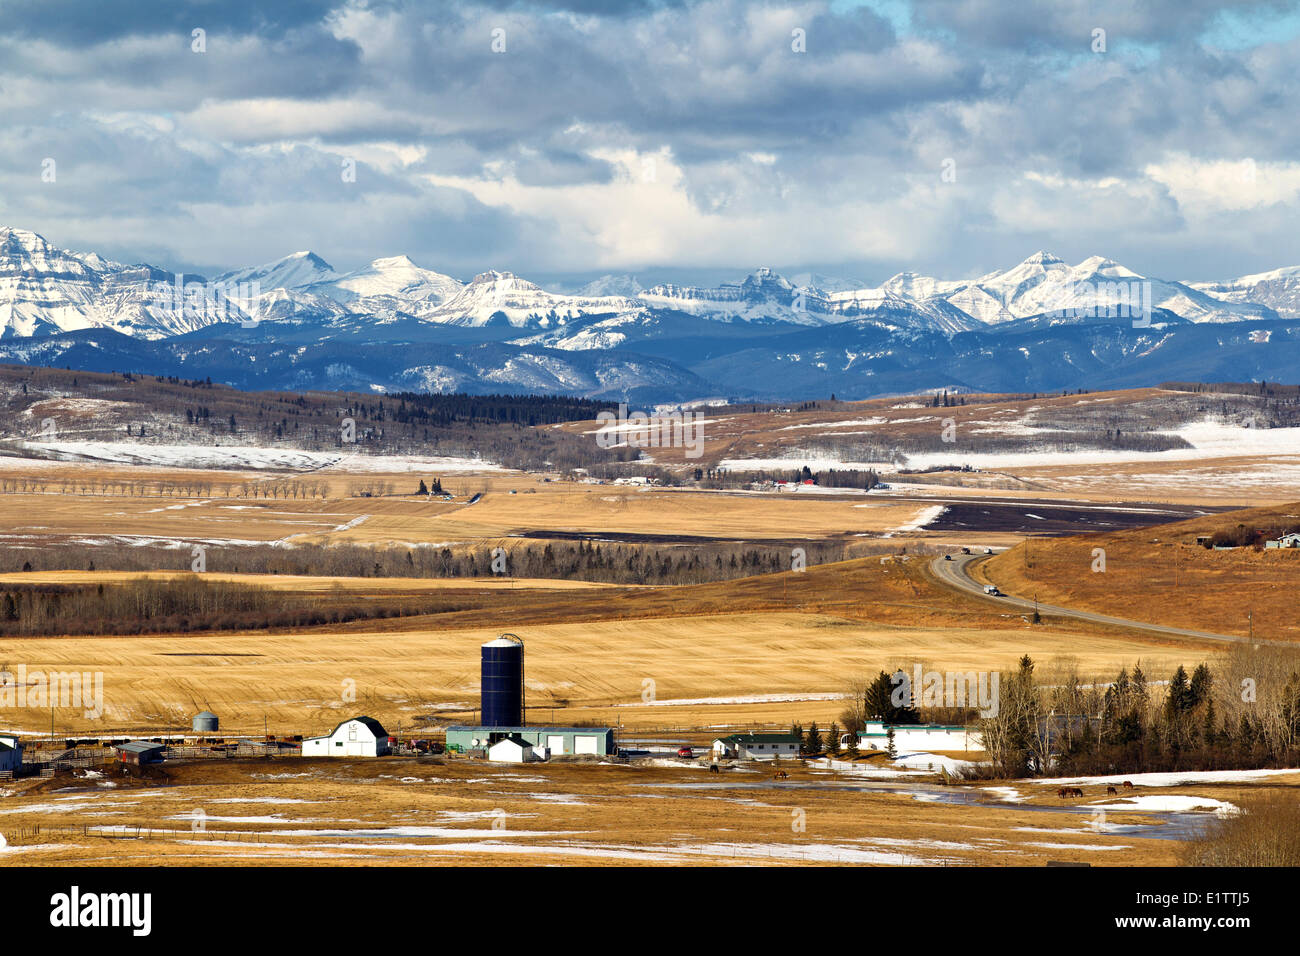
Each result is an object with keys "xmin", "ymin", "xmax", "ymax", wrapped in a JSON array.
[{"xmin": 0, "ymin": 477, "xmax": 332, "ymax": 499}]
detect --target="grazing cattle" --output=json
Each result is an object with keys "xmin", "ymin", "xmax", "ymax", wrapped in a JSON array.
[
  {"xmin": 1107, "ymin": 785, "xmax": 1118, "ymax": 796},
  {"xmin": 773, "ymin": 770, "xmax": 789, "ymax": 780},
  {"xmin": 709, "ymin": 764, "xmax": 719, "ymax": 775},
  {"xmin": 1122, "ymin": 780, "xmax": 1134, "ymax": 790}
]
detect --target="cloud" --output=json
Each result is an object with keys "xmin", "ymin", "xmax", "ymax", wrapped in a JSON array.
[{"xmin": 0, "ymin": 0, "xmax": 1297, "ymax": 281}]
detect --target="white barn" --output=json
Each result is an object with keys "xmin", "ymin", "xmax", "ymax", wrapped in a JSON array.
[
  {"xmin": 0, "ymin": 733, "xmax": 22, "ymax": 774},
  {"xmin": 487, "ymin": 735, "xmax": 536, "ymax": 763},
  {"xmin": 302, "ymin": 717, "xmax": 391, "ymax": 757}
]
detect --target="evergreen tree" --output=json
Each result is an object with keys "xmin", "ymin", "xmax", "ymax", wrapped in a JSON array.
[
  {"xmin": 1165, "ymin": 665, "xmax": 1193, "ymax": 720},
  {"xmin": 826, "ymin": 722, "xmax": 840, "ymax": 755},
  {"xmin": 805, "ymin": 722, "xmax": 822, "ymax": 755},
  {"xmin": 864, "ymin": 669, "xmax": 919, "ymax": 724},
  {"xmin": 1189, "ymin": 663, "xmax": 1212, "ymax": 708}
]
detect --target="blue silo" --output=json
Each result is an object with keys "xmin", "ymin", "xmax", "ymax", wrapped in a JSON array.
[{"xmin": 481, "ymin": 634, "xmax": 525, "ymax": 726}]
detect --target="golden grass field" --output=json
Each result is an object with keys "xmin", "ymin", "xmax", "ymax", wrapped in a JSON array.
[
  {"xmin": 984, "ymin": 502, "xmax": 1300, "ymax": 642},
  {"xmin": 0, "ymin": 605, "xmax": 1208, "ymax": 737},
  {"xmin": 6, "ymin": 756, "xmax": 1293, "ymax": 867},
  {"xmin": 0, "ymin": 427, "xmax": 1296, "ymax": 867},
  {"xmin": 0, "ymin": 477, "xmax": 944, "ymax": 546}
]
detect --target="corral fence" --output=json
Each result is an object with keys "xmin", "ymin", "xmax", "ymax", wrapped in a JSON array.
[
  {"xmin": 161, "ymin": 741, "xmax": 302, "ymax": 760},
  {"xmin": 14, "ymin": 740, "xmax": 303, "ymax": 777}
]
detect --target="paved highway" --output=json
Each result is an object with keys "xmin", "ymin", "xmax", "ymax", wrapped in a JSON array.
[{"xmin": 929, "ymin": 552, "xmax": 1280, "ymax": 647}]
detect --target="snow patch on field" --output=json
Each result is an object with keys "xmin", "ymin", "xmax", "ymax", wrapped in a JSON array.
[
  {"xmin": 983, "ymin": 786, "xmax": 1028, "ymax": 803},
  {"xmin": 901, "ymin": 419, "xmax": 1300, "ymax": 471},
  {"xmin": 15, "ymin": 441, "xmax": 504, "ymax": 473},
  {"xmin": 1037, "ymin": 768, "xmax": 1299, "ymax": 787},
  {"xmin": 892, "ymin": 505, "xmax": 947, "ymax": 532},
  {"xmin": 1088, "ymin": 796, "xmax": 1240, "ymax": 815},
  {"xmin": 619, "ymin": 692, "xmax": 846, "ymax": 707}
]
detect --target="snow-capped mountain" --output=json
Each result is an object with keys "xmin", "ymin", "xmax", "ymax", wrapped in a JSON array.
[
  {"xmin": 306, "ymin": 255, "xmax": 463, "ymax": 306},
  {"xmin": 215, "ymin": 250, "xmax": 340, "ymax": 292},
  {"xmin": 878, "ymin": 252, "xmax": 1276, "ymax": 326},
  {"xmin": 1, "ymin": 224, "xmax": 1297, "ymax": 400},
  {"xmin": 0, "ymin": 226, "xmax": 241, "ymax": 340},
  {"xmin": 576, "ymin": 274, "xmax": 644, "ymax": 297},
  {"xmin": 426, "ymin": 270, "xmax": 643, "ymax": 328},
  {"xmin": 1191, "ymin": 265, "xmax": 1300, "ymax": 319}
]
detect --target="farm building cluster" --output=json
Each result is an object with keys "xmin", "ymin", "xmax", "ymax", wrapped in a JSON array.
[{"xmin": 0, "ymin": 633, "xmax": 988, "ymax": 779}]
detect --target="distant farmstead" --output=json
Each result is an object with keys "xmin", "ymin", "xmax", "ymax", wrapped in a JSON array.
[
  {"xmin": 301, "ymin": 717, "xmax": 392, "ymax": 757},
  {"xmin": 848, "ymin": 720, "xmax": 983, "ymax": 754},
  {"xmin": 712, "ymin": 732, "xmax": 801, "ymax": 760},
  {"xmin": 1265, "ymin": 532, "xmax": 1300, "ymax": 549}
]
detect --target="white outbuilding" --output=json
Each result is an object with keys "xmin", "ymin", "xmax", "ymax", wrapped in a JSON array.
[
  {"xmin": 487, "ymin": 734, "xmax": 536, "ymax": 763},
  {"xmin": 301, "ymin": 716, "xmax": 391, "ymax": 757},
  {"xmin": 0, "ymin": 733, "xmax": 22, "ymax": 774}
]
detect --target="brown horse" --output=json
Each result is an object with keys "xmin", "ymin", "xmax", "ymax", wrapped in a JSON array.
[
  {"xmin": 1122, "ymin": 780, "xmax": 1135, "ymax": 790},
  {"xmin": 1071, "ymin": 787, "xmax": 1084, "ymax": 797},
  {"xmin": 1106, "ymin": 785, "xmax": 1118, "ymax": 796},
  {"xmin": 709, "ymin": 764, "xmax": 720, "ymax": 774},
  {"xmin": 1057, "ymin": 787, "xmax": 1069, "ymax": 799},
  {"xmin": 773, "ymin": 770, "xmax": 789, "ymax": 780}
]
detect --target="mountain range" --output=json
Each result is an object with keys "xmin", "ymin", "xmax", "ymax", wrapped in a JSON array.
[{"xmin": 1, "ymin": 225, "xmax": 1297, "ymax": 402}]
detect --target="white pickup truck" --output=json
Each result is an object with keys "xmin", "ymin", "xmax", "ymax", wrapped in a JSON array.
[{"xmin": 983, "ymin": 584, "xmax": 1002, "ymax": 596}]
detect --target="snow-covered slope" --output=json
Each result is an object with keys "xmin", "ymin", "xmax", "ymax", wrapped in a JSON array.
[
  {"xmin": 878, "ymin": 252, "xmax": 1276, "ymax": 325},
  {"xmin": 0, "ymin": 226, "xmax": 238, "ymax": 339},
  {"xmin": 1191, "ymin": 265, "xmax": 1300, "ymax": 318},
  {"xmin": 215, "ymin": 250, "xmax": 339, "ymax": 292},
  {"xmin": 309, "ymin": 255, "xmax": 463, "ymax": 306},
  {"xmin": 428, "ymin": 270, "xmax": 643, "ymax": 328}
]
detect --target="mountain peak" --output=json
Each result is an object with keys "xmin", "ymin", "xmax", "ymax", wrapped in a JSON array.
[
  {"xmin": 1021, "ymin": 250, "xmax": 1064, "ymax": 266},
  {"xmin": 0, "ymin": 226, "xmax": 51, "ymax": 251},
  {"xmin": 370, "ymin": 254, "xmax": 419, "ymax": 270}
]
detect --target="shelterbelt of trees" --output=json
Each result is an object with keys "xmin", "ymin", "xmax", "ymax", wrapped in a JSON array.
[
  {"xmin": 980, "ymin": 651, "xmax": 1300, "ymax": 778},
  {"xmin": 0, "ymin": 538, "xmax": 864, "ymax": 597}
]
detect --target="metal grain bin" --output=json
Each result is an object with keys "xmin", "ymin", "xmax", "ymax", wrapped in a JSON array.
[{"xmin": 481, "ymin": 634, "xmax": 524, "ymax": 726}]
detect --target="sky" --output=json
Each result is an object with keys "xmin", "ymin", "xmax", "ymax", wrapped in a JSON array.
[{"xmin": 2, "ymin": 0, "xmax": 1299, "ymax": 287}]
